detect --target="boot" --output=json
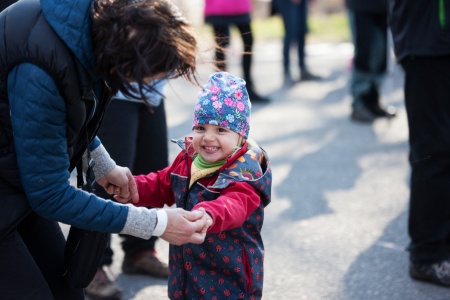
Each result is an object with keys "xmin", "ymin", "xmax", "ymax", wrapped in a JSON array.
[
  {"xmin": 283, "ymin": 72, "xmax": 296, "ymax": 88},
  {"xmin": 300, "ymin": 69, "xmax": 321, "ymax": 81},
  {"xmin": 85, "ymin": 268, "xmax": 122, "ymax": 300},
  {"xmin": 364, "ymin": 86, "xmax": 396, "ymax": 118},
  {"xmin": 122, "ymin": 250, "xmax": 169, "ymax": 278}
]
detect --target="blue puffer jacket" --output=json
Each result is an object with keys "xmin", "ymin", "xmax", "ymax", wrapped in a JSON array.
[{"xmin": 0, "ymin": 0, "xmax": 129, "ymax": 234}]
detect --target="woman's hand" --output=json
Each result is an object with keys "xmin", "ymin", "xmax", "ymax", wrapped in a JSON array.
[
  {"xmin": 97, "ymin": 166, "xmax": 139, "ymax": 203},
  {"xmin": 161, "ymin": 208, "xmax": 213, "ymax": 245}
]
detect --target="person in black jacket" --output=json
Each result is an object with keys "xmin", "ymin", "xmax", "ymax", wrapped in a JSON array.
[
  {"xmin": 345, "ymin": 0, "xmax": 396, "ymax": 122},
  {"xmin": 86, "ymin": 81, "xmax": 170, "ymax": 300},
  {"xmin": 0, "ymin": 0, "xmax": 210, "ymax": 299},
  {"xmin": 389, "ymin": 0, "xmax": 450, "ymax": 287}
]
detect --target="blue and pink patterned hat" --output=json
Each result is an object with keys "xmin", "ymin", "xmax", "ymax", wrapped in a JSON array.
[{"xmin": 192, "ymin": 72, "xmax": 251, "ymax": 139}]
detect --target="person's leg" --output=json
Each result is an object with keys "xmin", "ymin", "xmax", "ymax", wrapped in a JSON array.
[
  {"xmin": 296, "ymin": 0, "xmax": 307, "ymax": 72},
  {"xmin": 236, "ymin": 21, "xmax": 269, "ymax": 102},
  {"xmin": 0, "ymin": 229, "xmax": 53, "ymax": 299},
  {"xmin": 348, "ymin": 10, "xmax": 379, "ymax": 122},
  {"xmin": 349, "ymin": 10, "xmax": 372, "ymax": 113},
  {"xmin": 0, "ymin": 212, "xmax": 83, "ymax": 299},
  {"xmin": 236, "ymin": 22, "xmax": 253, "ymax": 85},
  {"xmin": 296, "ymin": 0, "xmax": 319, "ymax": 80},
  {"xmin": 122, "ymin": 101, "xmax": 169, "ymax": 255},
  {"xmin": 363, "ymin": 12, "xmax": 396, "ymax": 117},
  {"xmin": 212, "ymin": 24, "xmax": 230, "ymax": 71},
  {"xmin": 133, "ymin": 100, "xmax": 169, "ymax": 175},
  {"xmin": 122, "ymin": 100, "xmax": 168, "ymax": 255},
  {"xmin": 93, "ymin": 99, "xmax": 140, "ymax": 257},
  {"xmin": 87, "ymin": 99, "xmax": 141, "ymax": 300},
  {"xmin": 402, "ymin": 56, "xmax": 450, "ymax": 286},
  {"xmin": 368, "ymin": 13, "xmax": 387, "ymax": 77},
  {"xmin": 121, "ymin": 101, "xmax": 170, "ymax": 278},
  {"xmin": 122, "ymin": 100, "xmax": 168, "ymax": 254},
  {"xmin": 274, "ymin": 0, "xmax": 295, "ymax": 82},
  {"xmin": 18, "ymin": 213, "xmax": 84, "ymax": 299}
]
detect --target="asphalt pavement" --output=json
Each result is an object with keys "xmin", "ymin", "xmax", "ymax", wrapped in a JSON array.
[{"xmin": 76, "ymin": 37, "xmax": 450, "ymax": 300}]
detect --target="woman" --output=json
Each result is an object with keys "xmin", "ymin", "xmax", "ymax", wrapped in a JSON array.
[{"xmin": 0, "ymin": 0, "xmax": 209, "ymax": 298}]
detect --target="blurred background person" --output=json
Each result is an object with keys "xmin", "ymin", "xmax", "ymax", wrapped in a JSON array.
[
  {"xmin": 273, "ymin": 0, "xmax": 321, "ymax": 86},
  {"xmin": 204, "ymin": 0, "xmax": 270, "ymax": 103},
  {"xmin": 345, "ymin": 0, "xmax": 396, "ymax": 122},
  {"xmin": 86, "ymin": 80, "xmax": 170, "ymax": 300},
  {"xmin": 390, "ymin": 0, "xmax": 450, "ymax": 287}
]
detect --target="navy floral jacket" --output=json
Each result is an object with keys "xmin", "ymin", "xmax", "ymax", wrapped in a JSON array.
[{"xmin": 135, "ymin": 138, "xmax": 272, "ymax": 300}]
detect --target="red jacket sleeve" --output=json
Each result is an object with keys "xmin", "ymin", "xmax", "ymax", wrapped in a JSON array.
[
  {"xmin": 134, "ymin": 152, "xmax": 186, "ymax": 208},
  {"xmin": 193, "ymin": 181, "xmax": 261, "ymax": 233}
]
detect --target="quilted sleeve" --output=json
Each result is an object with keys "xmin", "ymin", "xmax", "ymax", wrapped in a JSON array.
[{"xmin": 7, "ymin": 63, "xmax": 129, "ymax": 233}]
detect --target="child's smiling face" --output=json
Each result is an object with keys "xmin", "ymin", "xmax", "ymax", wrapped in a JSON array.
[{"xmin": 192, "ymin": 124, "xmax": 241, "ymax": 162}]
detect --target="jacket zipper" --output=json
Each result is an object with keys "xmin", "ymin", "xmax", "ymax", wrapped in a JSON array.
[{"xmin": 180, "ymin": 152, "xmax": 191, "ymax": 299}]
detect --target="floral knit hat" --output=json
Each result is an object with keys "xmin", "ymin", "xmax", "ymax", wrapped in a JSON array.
[{"xmin": 192, "ymin": 72, "xmax": 251, "ymax": 139}]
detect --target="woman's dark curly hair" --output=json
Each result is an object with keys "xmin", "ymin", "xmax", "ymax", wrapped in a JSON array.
[{"xmin": 92, "ymin": 0, "xmax": 198, "ymax": 101}]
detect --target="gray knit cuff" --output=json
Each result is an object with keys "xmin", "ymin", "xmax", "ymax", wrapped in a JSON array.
[
  {"xmin": 120, "ymin": 205, "xmax": 157, "ymax": 239},
  {"xmin": 90, "ymin": 144, "xmax": 116, "ymax": 180}
]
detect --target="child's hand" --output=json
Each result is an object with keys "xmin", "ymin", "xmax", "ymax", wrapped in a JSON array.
[
  {"xmin": 195, "ymin": 207, "xmax": 213, "ymax": 234},
  {"xmin": 161, "ymin": 208, "xmax": 208, "ymax": 245},
  {"xmin": 98, "ymin": 166, "xmax": 139, "ymax": 203}
]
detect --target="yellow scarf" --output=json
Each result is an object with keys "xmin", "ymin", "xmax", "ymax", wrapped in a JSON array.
[{"xmin": 189, "ymin": 155, "xmax": 225, "ymax": 188}]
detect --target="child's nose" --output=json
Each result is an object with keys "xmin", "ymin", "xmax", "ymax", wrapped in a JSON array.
[{"xmin": 203, "ymin": 131, "xmax": 215, "ymax": 141}]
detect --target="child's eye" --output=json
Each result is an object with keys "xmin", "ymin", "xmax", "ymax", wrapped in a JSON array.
[
  {"xmin": 194, "ymin": 126, "xmax": 205, "ymax": 131},
  {"xmin": 217, "ymin": 127, "xmax": 227, "ymax": 133}
]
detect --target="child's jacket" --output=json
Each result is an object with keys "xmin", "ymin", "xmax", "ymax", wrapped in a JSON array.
[{"xmin": 134, "ymin": 137, "xmax": 272, "ymax": 300}]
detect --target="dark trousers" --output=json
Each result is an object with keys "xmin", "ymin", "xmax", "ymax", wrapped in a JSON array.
[
  {"xmin": 348, "ymin": 10, "xmax": 387, "ymax": 108},
  {"xmin": 212, "ymin": 22, "xmax": 254, "ymax": 85},
  {"xmin": 94, "ymin": 99, "xmax": 168, "ymax": 265},
  {"xmin": 401, "ymin": 56, "xmax": 450, "ymax": 264},
  {"xmin": 349, "ymin": 11, "xmax": 387, "ymax": 74},
  {"xmin": 273, "ymin": 0, "xmax": 308, "ymax": 73},
  {"xmin": 0, "ymin": 212, "xmax": 83, "ymax": 299}
]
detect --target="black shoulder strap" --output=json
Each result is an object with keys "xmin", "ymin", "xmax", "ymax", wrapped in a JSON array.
[{"xmin": 0, "ymin": 0, "xmax": 17, "ymax": 12}]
